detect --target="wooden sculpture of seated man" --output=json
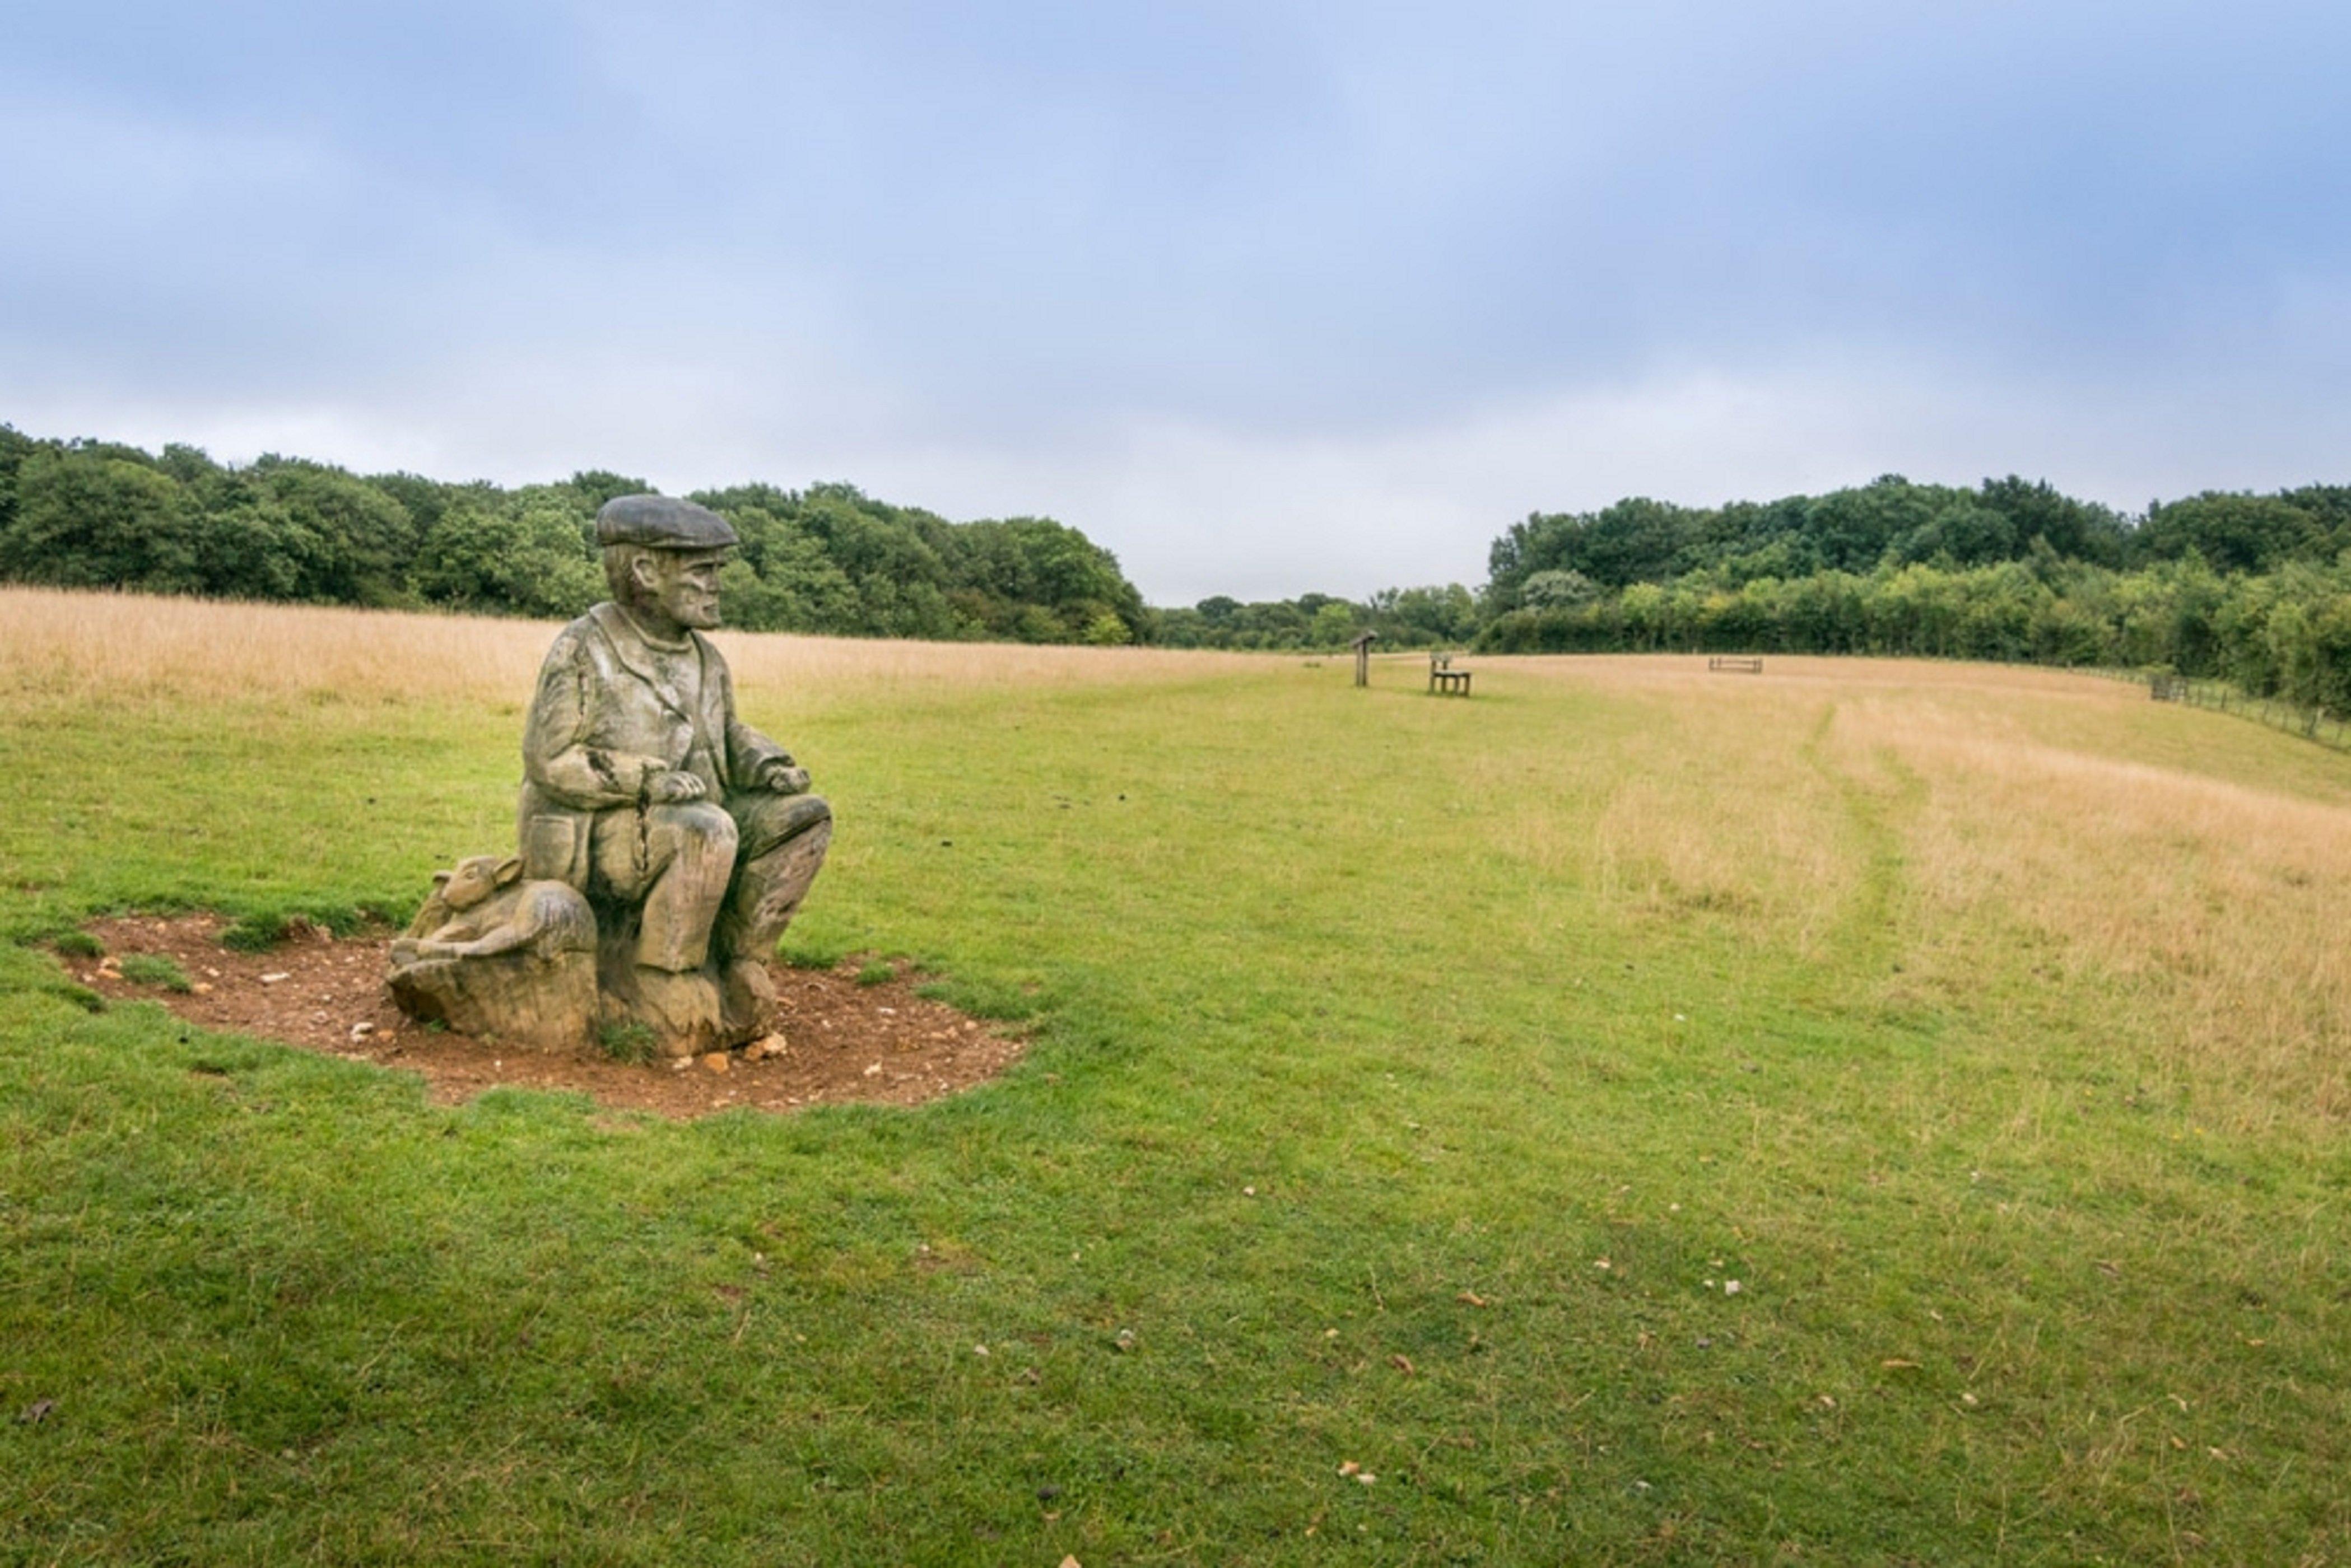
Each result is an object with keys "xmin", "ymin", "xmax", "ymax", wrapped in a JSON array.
[{"xmin": 509, "ymin": 493, "xmax": 832, "ymax": 1052}]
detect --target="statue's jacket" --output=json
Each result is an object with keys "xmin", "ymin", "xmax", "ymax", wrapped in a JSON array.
[{"xmin": 518, "ymin": 602, "xmax": 790, "ymax": 888}]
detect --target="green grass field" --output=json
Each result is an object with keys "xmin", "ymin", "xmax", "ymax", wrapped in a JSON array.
[{"xmin": 3, "ymin": 594, "xmax": 2348, "ymax": 1564}]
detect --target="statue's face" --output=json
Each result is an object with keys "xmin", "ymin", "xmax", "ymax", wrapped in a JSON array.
[{"xmin": 639, "ymin": 549, "xmax": 726, "ymax": 631}]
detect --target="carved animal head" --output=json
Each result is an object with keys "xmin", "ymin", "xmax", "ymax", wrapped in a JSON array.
[{"xmin": 432, "ymin": 855, "xmax": 524, "ymax": 911}]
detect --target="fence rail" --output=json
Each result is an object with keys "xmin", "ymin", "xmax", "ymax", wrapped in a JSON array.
[{"xmin": 2132, "ymin": 670, "xmax": 2351, "ymax": 753}]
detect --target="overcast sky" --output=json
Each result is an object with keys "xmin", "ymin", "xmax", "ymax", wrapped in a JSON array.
[{"xmin": 6, "ymin": 2, "xmax": 2349, "ymax": 601}]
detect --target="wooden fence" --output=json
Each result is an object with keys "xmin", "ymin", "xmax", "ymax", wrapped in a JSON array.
[{"xmin": 2138, "ymin": 671, "xmax": 2351, "ymax": 753}]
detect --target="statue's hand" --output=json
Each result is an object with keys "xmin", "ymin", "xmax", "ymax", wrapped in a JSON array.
[
  {"xmin": 758, "ymin": 759, "xmax": 811, "ymax": 795},
  {"xmin": 649, "ymin": 771, "xmax": 707, "ymax": 804}
]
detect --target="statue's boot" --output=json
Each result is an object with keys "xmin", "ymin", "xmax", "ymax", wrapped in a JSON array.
[
  {"xmin": 714, "ymin": 808, "xmax": 832, "ymax": 1039},
  {"xmin": 721, "ymin": 957, "xmax": 779, "ymax": 1039},
  {"xmin": 629, "ymin": 965, "xmax": 727, "ymax": 1057}
]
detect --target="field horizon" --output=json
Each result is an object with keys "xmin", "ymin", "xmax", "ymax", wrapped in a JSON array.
[{"xmin": 4, "ymin": 586, "xmax": 2348, "ymax": 1564}]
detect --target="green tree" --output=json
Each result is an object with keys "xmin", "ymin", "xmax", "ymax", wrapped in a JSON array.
[
  {"xmin": 252, "ymin": 459, "xmax": 418, "ymax": 605},
  {"xmin": 1520, "ymin": 568, "xmax": 1600, "ymax": 609},
  {"xmin": 412, "ymin": 501, "xmax": 600, "ymax": 617},
  {"xmin": 1308, "ymin": 601, "xmax": 1357, "ymax": 647},
  {"xmin": 0, "ymin": 447, "xmax": 201, "ymax": 592},
  {"xmin": 2135, "ymin": 494, "xmax": 2326, "ymax": 574}
]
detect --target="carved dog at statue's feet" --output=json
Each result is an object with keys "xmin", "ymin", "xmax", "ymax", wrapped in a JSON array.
[
  {"xmin": 392, "ymin": 855, "xmax": 596, "ymax": 965},
  {"xmin": 389, "ymin": 856, "xmax": 599, "ymax": 1049}
]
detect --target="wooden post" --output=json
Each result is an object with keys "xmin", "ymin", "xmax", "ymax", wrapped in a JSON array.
[{"xmin": 1351, "ymin": 630, "xmax": 1377, "ymax": 688}]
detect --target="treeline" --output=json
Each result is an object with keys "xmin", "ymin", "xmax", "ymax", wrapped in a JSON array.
[
  {"xmin": 1475, "ymin": 475, "xmax": 2351, "ymax": 716},
  {"xmin": 0, "ymin": 427, "xmax": 1146, "ymax": 644},
  {"xmin": 1479, "ymin": 555, "xmax": 2351, "ymax": 716},
  {"xmin": 1150, "ymin": 474, "xmax": 2351, "ymax": 717},
  {"xmin": 1484, "ymin": 475, "xmax": 2351, "ymax": 597},
  {"xmin": 1153, "ymin": 584, "xmax": 1481, "ymax": 651}
]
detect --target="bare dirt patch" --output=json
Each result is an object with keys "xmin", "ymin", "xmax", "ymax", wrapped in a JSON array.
[{"xmin": 67, "ymin": 914, "xmax": 1025, "ymax": 1119}]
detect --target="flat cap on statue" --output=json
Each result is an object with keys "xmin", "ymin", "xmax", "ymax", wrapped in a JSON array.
[{"xmin": 594, "ymin": 494, "xmax": 742, "ymax": 550}]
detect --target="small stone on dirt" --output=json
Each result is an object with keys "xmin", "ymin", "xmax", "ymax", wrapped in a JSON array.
[
  {"xmin": 260, "ymin": 972, "xmax": 290, "ymax": 984},
  {"xmin": 699, "ymin": 1052, "xmax": 729, "ymax": 1075}
]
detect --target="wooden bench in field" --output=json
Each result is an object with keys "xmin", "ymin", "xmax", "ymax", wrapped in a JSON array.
[
  {"xmin": 1708, "ymin": 656, "xmax": 1764, "ymax": 674},
  {"xmin": 1429, "ymin": 652, "xmax": 1473, "ymax": 696}
]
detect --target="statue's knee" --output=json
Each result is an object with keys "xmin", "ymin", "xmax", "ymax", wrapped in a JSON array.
[
  {"xmin": 731, "ymin": 791, "xmax": 830, "ymax": 860},
  {"xmin": 655, "ymin": 801, "xmax": 738, "ymax": 857}
]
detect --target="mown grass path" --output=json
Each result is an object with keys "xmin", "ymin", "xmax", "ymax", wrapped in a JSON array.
[{"xmin": 3, "ymin": 604, "xmax": 2348, "ymax": 1564}]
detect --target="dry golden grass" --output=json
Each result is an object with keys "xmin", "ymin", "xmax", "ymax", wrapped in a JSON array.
[
  {"xmin": 1467, "ymin": 675, "xmax": 1868, "ymax": 958},
  {"xmin": 1852, "ymin": 700, "xmax": 2351, "ymax": 1117},
  {"xmin": 0, "ymin": 585, "xmax": 1268, "ymax": 706},
  {"xmin": 1467, "ymin": 652, "xmax": 2351, "ymax": 1118}
]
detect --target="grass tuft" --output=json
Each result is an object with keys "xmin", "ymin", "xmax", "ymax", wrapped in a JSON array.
[
  {"xmin": 595, "ymin": 1019, "xmax": 660, "ymax": 1066},
  {"xmin": 115, "ymin": 953, "xmax": 190, "ymax": 991},
  {"xmin": 217, "ymin": 912, "xmax": 291, "ymax": 951},
  {"xmin": 38, "ymin": 978, "xmax": 106, "ymax": 1012}
]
